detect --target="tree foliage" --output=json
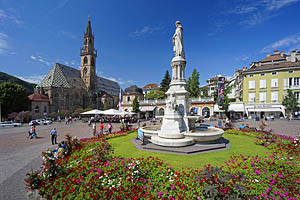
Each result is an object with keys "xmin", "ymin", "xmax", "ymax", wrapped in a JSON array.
[
  {"xmin": 132, "ymin": 97, "xmax": 140, "ymax": 113},
  {"xmin": 200, "ymin": 87, "xmax": 209, "ymax": 98},
  {"xmin": 282, "ymin": 89, "xmax": 299, "ymax": 114},
  {"xmin": 187, "ymin": 69, "xmax": 200, "ymax": 98},
  {"xmin": 160, "ymin": 70, "xmax": 171, "ymax": 93},
  {"xmin": 0, "ymin": 82, "xmax": 30, "ymax": 117},
  {"xmin": 145, "ymin": 90, "xmax": 166, "ymax": 100}
]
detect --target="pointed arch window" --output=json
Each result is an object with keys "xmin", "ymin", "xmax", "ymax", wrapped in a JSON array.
[
  {"xmin": 89, "ymin": 39, "xmax": 92, "ymax": 44},
  {"xmin": 84, "ymin": 39, "xmax": 87, "ymax": 45},
  {"xmin": 91, "ymin": 57, "xmax": 95, "ymax": 66},
  {"xmin": 83, "ymin": 67, "xmax": 88, "ymax": 76},
  {"xmin": 84, "ymin": 56, "xmax": 88, "ymax": 65}
]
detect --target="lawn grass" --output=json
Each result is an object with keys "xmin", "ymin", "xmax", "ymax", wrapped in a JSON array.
[{"xmin": 108, "ymin": 131, "xmax": 270, "ymax": 170}]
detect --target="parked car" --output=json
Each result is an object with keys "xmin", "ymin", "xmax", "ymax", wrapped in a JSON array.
[
  {"xmin": 0, "ymin": 121, "xmax": 23, "ymax": 128},
  {"xmin": 29, "ymin": 120, "xmax": 40, "ymax": 126}
]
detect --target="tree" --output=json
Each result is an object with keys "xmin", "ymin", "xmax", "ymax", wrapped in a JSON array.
[
  {"xmin": 200, "ymin": 87, "xmax": 209, "ymax": 98},
  {"xmin": 145, "ymin": 90, "xmax": 166, "ymax": 100},
  {"xmin": 187, "ymin": 69, "xmax": 200, "ymax": 98},
  {"xmin": 103, "ymin": 104, "xmax": 109, "ymax": 110},
  {"xmin": 282, "ymin": 89, "xmax": 299, "ymax": 116},
  {"xmin": 132, "ymin": 97, "xmax": 140, "ymax": 113},
  {"xmin": 0, "ymin": 82, "xmax": 30, "ymax": 118},
  {"xmin": 160, "ymin": 70, "xmax": 171, "ymax": 92}
]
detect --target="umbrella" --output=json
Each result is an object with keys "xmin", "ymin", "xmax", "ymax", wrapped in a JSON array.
[
  {"xmin": 100, "ymin": 109, "xmax": 123, "ymax": 115},
  {"xmin": 80, "ymin": 109, "xmax": 103, "ymax": 115}
]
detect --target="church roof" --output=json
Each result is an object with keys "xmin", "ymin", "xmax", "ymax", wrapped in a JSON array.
[
  {"xmin": 97, "ymin": 77, "xmax": 120, "ymax": 97},
  {"xmin": 85, "ymin": 19, "xmax": 93, "ymax": 37},
  {"xmin": 40, "ymin": 63, "xmax": 121, "ymax": 96},
  {"xmin": 40, "ymin": 63, "xmax": 86, "ymax": 89}
]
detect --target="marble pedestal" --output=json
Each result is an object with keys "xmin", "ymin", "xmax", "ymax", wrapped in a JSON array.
[{"xmin": 151, "ymin": 56, "xmax": 194, "ymax": 147}]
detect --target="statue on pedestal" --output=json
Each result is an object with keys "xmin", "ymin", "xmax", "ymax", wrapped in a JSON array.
[{"xmin": 172, "ymin": 21, "xmax": 185, "ymax": 59}]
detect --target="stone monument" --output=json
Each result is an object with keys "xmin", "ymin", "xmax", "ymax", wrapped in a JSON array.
[{"xmin": 151, "ymin": 21, "xmax": 194, "ymax": 147}]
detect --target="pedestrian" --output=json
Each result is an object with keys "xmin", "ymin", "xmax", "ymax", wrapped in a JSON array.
[
  {"xmin": 137, "ymin": 120, "xmax": 140, "ymax": 129},
  {"xmin": 93, "ymin": 122, "xmax": 97, "ymax": 136},
  {"xmin": 50, "ymin": 128, "xmax": 58, "ymax": 145},
  {"xmin": 100, "ymin": 122, "xmax": 104, "ymax": 135},
  {"xmin": 31, "ymin": 126, "xmax": 37, "ymax": 139},
  {"xmin": 108, "ymin": 122, "xmax": 113, "ymax": 134}
]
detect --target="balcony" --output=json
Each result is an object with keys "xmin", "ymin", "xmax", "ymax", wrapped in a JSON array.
[{"xmin": 80, "ymin": 48, "xmax": 97, "ymax": 56}]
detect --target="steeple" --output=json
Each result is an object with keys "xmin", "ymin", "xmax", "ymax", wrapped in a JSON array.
[
  {"xmin": 80, "ymin": 17, "xmax": 97, "ymax": 92},
  {"xmin": 85, "ymin": 16, "xmax": 93, "ymax": 37}
]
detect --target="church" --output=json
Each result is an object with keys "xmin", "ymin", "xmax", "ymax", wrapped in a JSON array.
[{"xmin": 31, "ymin": 19, "xmax": 120, "ymax": 116}]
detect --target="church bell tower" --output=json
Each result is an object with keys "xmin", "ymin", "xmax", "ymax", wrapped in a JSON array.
[{"xmin": 80, "ymin": 17, "xmax": 97, "ymax": 91}]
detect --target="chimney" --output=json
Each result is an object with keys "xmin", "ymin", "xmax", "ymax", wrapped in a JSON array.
[
  {"xmin": 273, "ymin": 50, "xmax": 279, "ymax": 55},
  {"xmin": 266, "ymin": 53, "xmax": 271, "ymax": 57},
  {"xmin": 242, "ymin": 66, "xmax": 247, "ymax": 71}
]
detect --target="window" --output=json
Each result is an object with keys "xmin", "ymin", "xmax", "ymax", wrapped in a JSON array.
[
  {"xmin": 289, "ymin": 78, "xmax": 293, "ymax": 86},
  {"xmin": 249, "ymin": 80, "xmax": 255, "ymax": 89},
  {"xmin": 127, "ymin": 96, "xmax": 130, "ymax": 101},
  {"xmin": 91, "ymin": 57, "xmax": 95, "ymax": 66},
  {"xmin": 260, "ymin": 79, "xmax": 266, "ymax": 89},
  {"xmin": 259, "ymin": 92, "xmax": 266, "ymax": 103},
  {"xmin": 249, "ymin": 93, "xmax": 255, "ymax": 103},
  {"xmin": 288, "ymin": 70, "xmax": 294, "ymax": 73},
  {"xmin": 84, "ymin": 56, "xmax": 88, "ymax": 64},
  {"xmin": 271, "ymin": 79, "xmax": 278, "ymax": 88},
  {"xmin": 83, "ymin": 67, "xmax": 87, "ymax": 76},
  {"xmin": 295, "ymin": 92, "xmax": 300, "ymax": 100},
  {"xmin": 249, "ymin": 74, "xmax": 254, "ymax": 77},
  {"xmin": 260, "ymin": 73, "xmax": 265, "ymax": 76},
  {"xmin": 294, "ymin": 77, "xmax": 300, "ymax": 86},
  {"xmin": 271, "ymin": 91, "xmax": 278, "ymax": 102},
  {"xmin": 84, "ymin": 39, "xmax": 87, "ymax": 45},
  {"xmin": 34, "ymin": 106, "xmax": 39, "ymax": 113},
  {"xmin": 271, "ymin": 72, "xmax": 277, "ymax": 75}
]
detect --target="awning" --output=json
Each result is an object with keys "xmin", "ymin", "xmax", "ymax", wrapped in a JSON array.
[
  {"xmin": 228, "ymin": 103, "xmax": 245, "ymax": 112},
  {"xmin": 139, "ymin": 106, "xmax": 156, "ymax": 112},
  {"xmin": 247, "ymin": 108, "xmax": 283, "ymax": 112}
]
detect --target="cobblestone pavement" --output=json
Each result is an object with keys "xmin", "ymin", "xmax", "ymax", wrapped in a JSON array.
[
  {"xmin": 204, "ymin": 119, "xmax": 300, "ymax": 138},
  {"xmin": 0, "ymin": 121, "xmax": 138, "ymax": 200}
]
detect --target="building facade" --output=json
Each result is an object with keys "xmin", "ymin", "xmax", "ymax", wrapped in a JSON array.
[
  {"xmin": 36, "ymin": 19, "xmax": 120, "ymax": 115},
  {"xmin": 243, "ymin": 50, "xmax": 300, "ymax": 118}
]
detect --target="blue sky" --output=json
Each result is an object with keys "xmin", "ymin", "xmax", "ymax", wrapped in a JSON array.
[{"xmin": 0, "ymin": 0, "xmax": 300, "ymax": 89}]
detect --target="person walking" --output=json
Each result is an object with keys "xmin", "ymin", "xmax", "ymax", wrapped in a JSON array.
[
  {"xmin": 100, "ymin": 122, "xmax": 104, "ymax": 135},
  {"xmin": 50, "ymin": 128, "xmax": 58, "ymax": 145},
  {"xmin": 108, "ymin": 122, "xmax": 113, "ymax": 134},
  {"xmin": 93, "ymin": 122, "xmax": 97, "ymax": 136}
]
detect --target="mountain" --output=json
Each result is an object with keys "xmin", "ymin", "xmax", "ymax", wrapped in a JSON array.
[{"xmin": 0, "ymin": 72, "xmax": 36, "ymax": 94}]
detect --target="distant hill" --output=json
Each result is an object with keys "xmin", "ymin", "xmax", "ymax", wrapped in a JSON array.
[{"xmin": 0, "ymin": 72, "xmax": 37, "ymax": 94}]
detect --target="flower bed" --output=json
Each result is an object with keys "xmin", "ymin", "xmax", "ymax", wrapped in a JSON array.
[{"xmin": 25, "ymin": 129, "xmax": 300, "ymax": 199}]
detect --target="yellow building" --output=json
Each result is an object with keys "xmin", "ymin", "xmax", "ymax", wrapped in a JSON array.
[{"xmin": 243, "ymin": 50, "xmax": 300, "ymax": 118}]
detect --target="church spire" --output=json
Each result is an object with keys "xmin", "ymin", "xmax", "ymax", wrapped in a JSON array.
[{"xmin": 85, "ymin": 16, "xmax": 93, "ymax": 37}]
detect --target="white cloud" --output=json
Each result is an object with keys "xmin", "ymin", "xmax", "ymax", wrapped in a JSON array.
[
  {"xmin": 60, "ymin": 31, "xmax": 77, "ymax": 40},
  {"xmin": 17, "ymin": 74, "xmax": 46, "ymax": 84},
  {"xmin": 213, "ymin": 0, "xmax": 300, "ymax": 31},
  {"xmin": 30, "ymin": 55, "xmax": 52, "ymax": 66},
  {"xmin": 0, "ymin": 32, "xmax": 15, "ymax": 55},
  {"xmin": 102, "ymin": 75, "xmax": 134, "ymax": 86},
  {"xmin": 131, "ymin": 25, "xmax": 163, "ymax": 37},
  {"xmin": 264, "ymin": 0, "xmax": 300, "ymax": 10},
  {"xmin": 260, "ymin": 34, "xmax": 300, "ymax": 53},
  {"xmin": 0, "ymin": 9, "xmax": 22, "ymax": 25}
]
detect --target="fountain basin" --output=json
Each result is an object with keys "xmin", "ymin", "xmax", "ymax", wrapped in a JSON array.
[
  {"xmin": 140, "ymin": 125, "xmax": 224, "ymax": 144},
  {"xmin": 184, "ymin": 127, "xmax": 224, "ymax": 143}
]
